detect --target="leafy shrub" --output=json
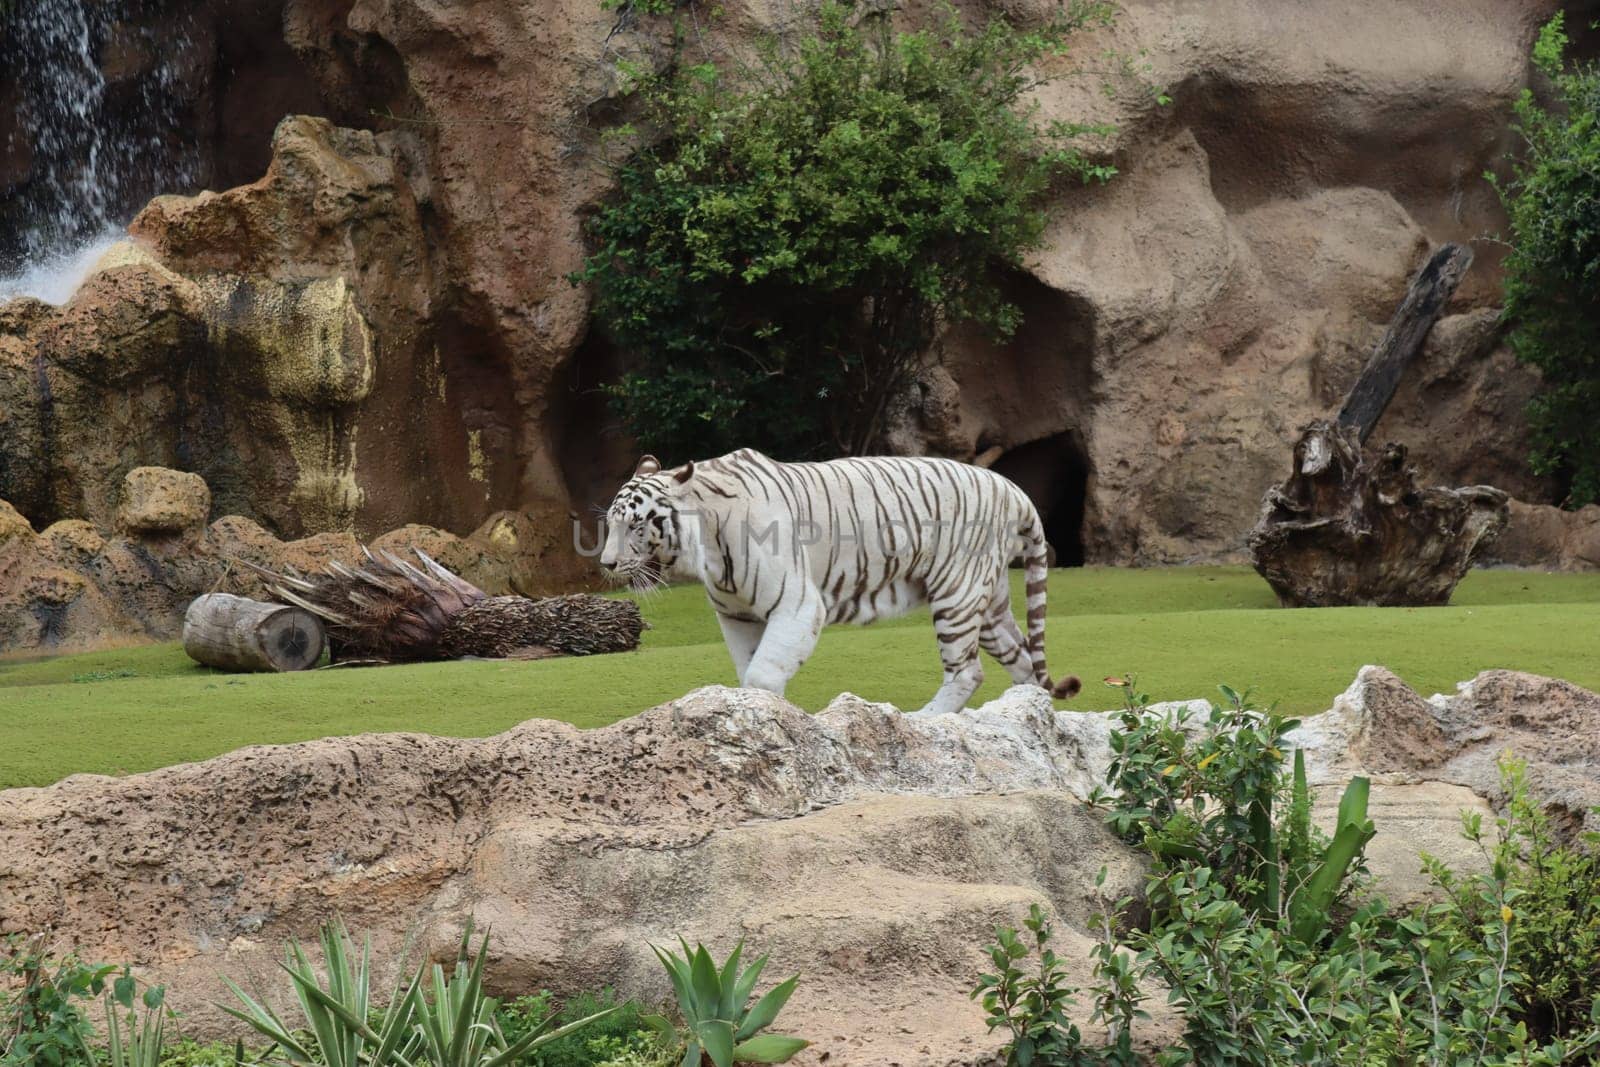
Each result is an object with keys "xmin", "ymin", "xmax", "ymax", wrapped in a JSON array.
[
  {"xmin": 498, "ymin": 990, "xmax": 659, "ymax": 1067},
  {"xmin": 1, "ymin": 935, "xmax": 115, "ymax": 1066},
  {"xmin": 1094, "ymin": 678, "xmax": 1373, "ymax": 939},
  {"xmin": 979, "ymin": 680, "xmax": 1600, "ymax": 1066},
  {"xmin": 1494, "ymin": 14, "xmax": 1600, "ymax": 506},
  {"xmin": 644, "ymin": 940, "xmax": 807, "ymax": 1067},
  {"xmin": 973, "ymin": 896, "xmax": 1143, "ymax": 1067},
  {"xmin": 1426, "ymin": 759, "xmax": 1600, "ymax": 1045},
  {"xmin": 576, "ymin": 0, "xmax": 1120, "ymax": 460}
]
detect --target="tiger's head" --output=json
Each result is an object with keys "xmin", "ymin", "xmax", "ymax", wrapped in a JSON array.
[{"xmin": 599, "ymin": 454, "xmax": 696, "ymax": 589}]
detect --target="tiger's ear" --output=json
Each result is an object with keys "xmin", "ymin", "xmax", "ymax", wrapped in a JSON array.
[
  {"xmin": 673, "ymin": 460, "xmax": 695, "ymax": 484},
  {"xmin": 634, "ymin": 454, "xmax": 661, "ymax": 476}
]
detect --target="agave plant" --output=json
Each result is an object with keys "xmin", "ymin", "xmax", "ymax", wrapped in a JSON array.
[
  {"xmin": 411, "ymin": 925, "xmax": 616, "ymax": 1067},
  {"xmin": 221, "ymin": 919, "xmax": 613, "ymax": 1067},
  {"xmin": 220, "ymin": 918, "xmax": 421, "ymax": 1067},
  {"xmin": 1287, "ymin": 761, "xmax": 1376, "ymax": 944},
  {"xmin": 646, "ymin": 940, "xmax": 808, "ymax": 1067}
]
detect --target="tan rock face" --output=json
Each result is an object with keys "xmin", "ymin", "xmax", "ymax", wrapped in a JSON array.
[
  {"xmin": 1290, "ymin": 665, "xmax": 1600, "ymax": 836},
  {"xmin": 0, "ymin": 685, "xmax": 1163, "ymax": 1064},
  {"xmin": 0, "ymin": 469, "xmax": 553, "ymax": 653},
  {"xmin": 0, "ymin": 119, "xmax": 585, "ymax": 594},
  {"xmin": 116, "ymin": 466, "xmax": 210, "ymax": 536},
  {"xmin": 0, "ymin": 0, "xmax": 1583, "ymax": 606},
  {"xmin": 1487, "ymin": 500, "xmax": 1600, "ymax": 570}
]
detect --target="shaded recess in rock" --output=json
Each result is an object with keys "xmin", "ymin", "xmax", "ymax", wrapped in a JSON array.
[{"xmin": 990, "ymin": 432, "xmax": 1090, "ymax": 566}]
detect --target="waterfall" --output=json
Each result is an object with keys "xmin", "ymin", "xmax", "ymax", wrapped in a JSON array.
[{"xmin": 0, "ymin": 0, "xmax": 197, "ymax": 304}]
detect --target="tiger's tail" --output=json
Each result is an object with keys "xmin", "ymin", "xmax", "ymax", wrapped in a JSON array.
[{"xmin": 1022, "ymin": 516, "xmax": 1080, "ymax": 700}]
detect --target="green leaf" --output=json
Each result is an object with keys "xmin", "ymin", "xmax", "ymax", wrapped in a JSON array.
[
  {"xmin": 689, "ymin": 943, "xmax": 723, "ymax": 1018},
  {"xmin": 697, "ymin": 1019, "xmax": 737, "ymax": 1067},
  {"xmin": 732, "ymin": 1033, "xmax": 812, "ymax": 1062},
  {"xmin": 736, "ymin": 975, "xmax": 798, "ymax": 1040},
  {"xmin": 718, "ymin": 940, "xmax": 744, "ymax": 1018}
]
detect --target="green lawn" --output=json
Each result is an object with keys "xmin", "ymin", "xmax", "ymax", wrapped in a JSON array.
[{"xmin": 1, "ymin": 566, "xmax": 1597, "ymax": 789}]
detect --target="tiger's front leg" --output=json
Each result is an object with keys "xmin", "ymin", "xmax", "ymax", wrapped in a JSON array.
[
  {"xmin": 741, "ymin": 585, "xmax": 826, "ymax": 697},
  {"xmin": 715, "ymin": 613, "xmax": 766, "ymax": 682}
]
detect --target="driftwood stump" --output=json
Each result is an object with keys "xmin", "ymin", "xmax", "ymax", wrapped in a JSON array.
[
  {"xmin": 1247, "ymin": 243, "xmax": 1511, "ymax": 607},
  {"xmin": 1247, "ymin": 421, "xmax": 1509, "ymax": 606},
  {"xmin": 183, "ymin": 593, "xmax": 325, "ymax": 671}
]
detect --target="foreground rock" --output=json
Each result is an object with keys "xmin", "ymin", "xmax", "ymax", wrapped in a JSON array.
[
  {"xmin": 0, "ymin": 467, "xmax": 561, "ymax": 653},
  {"xmin": 0, "ymin": 686, "xmax": 1158, "ymax": 1065},
  {"xmin": 1291, "ymin": 666, "xmax": 1600, "ymax": 836},
  {"xmin": 3, "ymin": 670, "xmax": 1597, "ymax": 1061}
]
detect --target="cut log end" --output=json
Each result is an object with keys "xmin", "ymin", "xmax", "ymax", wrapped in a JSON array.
[{"xmin": 184, "ymin": 593, "xmax": 326, "ymax": 672}]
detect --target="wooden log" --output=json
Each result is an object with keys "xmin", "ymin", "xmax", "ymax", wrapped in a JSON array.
[
  {"xmin": 183, "ymin": 593, "xmax": 325, "ymax": 672},
  {"xmin": 1336, "ymin": 242, "xmax": 1474, "ymax": 442}
]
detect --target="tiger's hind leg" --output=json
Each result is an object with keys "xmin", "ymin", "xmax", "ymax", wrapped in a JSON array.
[
  {"xmin": 979, "ymin": 591, "xmax": 1038, "ymax": 687},
  {"xmin": 915, "ymin": 589, "xmax": 986, "ymax": 716}
]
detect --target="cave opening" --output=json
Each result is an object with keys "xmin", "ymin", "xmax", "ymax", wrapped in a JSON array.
[{"xmin": 989, "ymin": 432, "xmax": 1090, "ymax": 567}]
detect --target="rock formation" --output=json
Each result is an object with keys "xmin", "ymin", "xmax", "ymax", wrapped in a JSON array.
[
  {"xmin": 0, "ymin": 466, "xmax": 577, "ymax": 652},
  {"xmin": 1, "ymin": 669, "xmax": 1595, "ymax": 1063},
  {"xmin": 1486, "ymin": 500, "xmax": 1600, "ymax": 571},
  {"xmin": 1, "ymin": 0, "xmax": 1590, "ymax": 598}
]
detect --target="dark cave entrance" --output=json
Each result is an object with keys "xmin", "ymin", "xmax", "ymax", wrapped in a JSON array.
[{"xmin": 990, "ymin": 432, "xmax": 1090, "ymax": 567}]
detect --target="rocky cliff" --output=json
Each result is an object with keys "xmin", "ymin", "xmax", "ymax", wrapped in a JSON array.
[{"xmin": 2, "ymin": 0, "xmax": 1593, "ymax": 580}]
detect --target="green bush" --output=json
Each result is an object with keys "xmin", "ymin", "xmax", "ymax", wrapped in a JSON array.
[
  {"xmin": 1426, "ymin": 759, "xmax": 1600, "ymax": 1046},
  {"xmin": 1, "ymin": 935, "xmax": 116, "ymax": 1066},
  {"xmin": 498, "ymin": 990, "xmax": 660, "ymax": 1067},
  {"xmin": 980, "ymin": 680, "xmax": 1600, "ymax": 1066},
  {"xmin": 575, "ymin": 0, "xmax": 1119, "ymax": 460},
  {"xmin": 1093, "ymin": 678, "xmax": 1373, "ymax": 939},
  {"xmin": 1494, "ymin": 14, "xmax": 1600, "ymax": 506}
]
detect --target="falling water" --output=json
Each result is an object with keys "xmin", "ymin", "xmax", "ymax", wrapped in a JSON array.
[{"xmin": 0, "ymin": 0, "xmax": 198, "ymax": 304}]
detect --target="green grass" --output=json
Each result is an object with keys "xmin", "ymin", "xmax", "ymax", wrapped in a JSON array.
[{"xmin": 1, "ymin": 566, "xmax": 1597, "ymax": 790}]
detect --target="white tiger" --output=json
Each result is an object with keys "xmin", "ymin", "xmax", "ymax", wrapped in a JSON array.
[{"xmin": 598, "ymin": 448, "xmax": 1080, "ymax": 715}]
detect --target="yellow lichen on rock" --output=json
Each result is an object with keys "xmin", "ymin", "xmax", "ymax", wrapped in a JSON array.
[{"xmin": 467, "ymin": 429, "xmax": 487, "ymax": 485}]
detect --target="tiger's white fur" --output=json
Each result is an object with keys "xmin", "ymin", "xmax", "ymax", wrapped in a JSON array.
[{"xmin": 599, "ymin": 448, "xmax": 1080, "ymax": 715}]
